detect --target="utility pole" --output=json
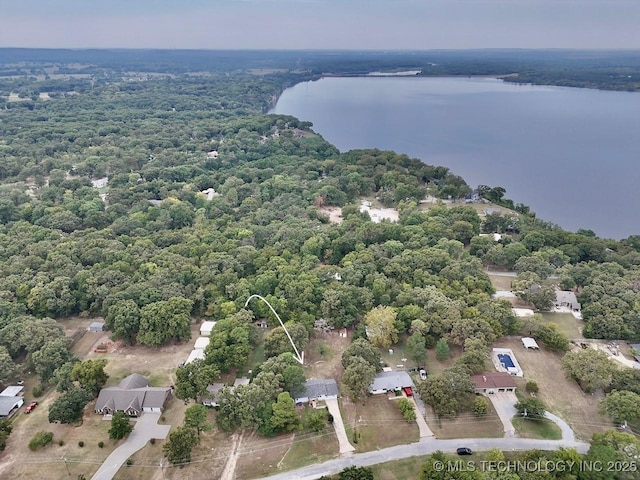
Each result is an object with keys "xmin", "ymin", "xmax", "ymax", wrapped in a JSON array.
[
  {"xmin": 160, "ymin": 459, "xmax": 166, "ymax": 480},
  {"xmin": 62, "ymin": 456, "xmax": 71, "ymax": 476}
]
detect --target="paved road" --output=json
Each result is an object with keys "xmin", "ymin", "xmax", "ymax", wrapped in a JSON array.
[
  {"xmin": 325, "ymin": 398, "xmax": 355, "ymax": 454},
  {"xmin": 92, "ymin": 413, "xmax": 171, "ymax": 480},
  {"xmin": 260, "ymin": 436, "xmax": 590, "ymax": 480}
]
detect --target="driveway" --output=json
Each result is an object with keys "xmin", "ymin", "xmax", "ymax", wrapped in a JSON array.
[
  {"xmin": 408, "ymin": 396, "xmax": 434, "ymax": 437},
  {"xmin": 325, "ymin": 398, "xmax": 355, "ymax": 454},
  {"xmin": 545, "ymin": 411, "xmax": 575, "ymax": 442},
  {"xmin": 92, "ymin": 413, "xmax": 171, "ymax": 480},
  {"xmin": 488, "ymin": 392, "xmax": 517, "ymax": 437}
]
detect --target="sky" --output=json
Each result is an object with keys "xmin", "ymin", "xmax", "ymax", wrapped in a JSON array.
[{"xmin": 1, "ymin": 0, "xmax": 639, "ymax": 50}]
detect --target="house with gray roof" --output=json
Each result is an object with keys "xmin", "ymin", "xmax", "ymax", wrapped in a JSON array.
[
  {"xmin": 0, "ymin": 396, "xmax": 24, "ymax": 417},
  {"xmin": 202, "ymin": 383, "xmax": 226, "ymax": 407},
  {"xmin": 554, "ymin": 290, "xmax": 581, "ymax": 312},
  {"xmin": 294, "ymin": 379, "xmax": 339, "ymax": 404},
  {"xmin": 95, "ymin": 373, "xmax": 172, "ymax": 417},
  {"xmin": 370, "ymin": 371, "xmax": 414, "ymax": 395}
]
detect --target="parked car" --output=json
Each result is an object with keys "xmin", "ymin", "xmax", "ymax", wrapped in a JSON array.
[
  {"xmin": 24, "ymin": 401, "xmax": 38, "ymax": 414},
  {"xmin": 457, "ymin": 447, "xmax": 473, "ymax": 455},
  {"xmin": 419, "ymin": 369, "xmax": 427, "ymax": 380}
]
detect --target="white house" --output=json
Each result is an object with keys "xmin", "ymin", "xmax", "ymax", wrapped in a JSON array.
[{"xmin": 91, "ymin": 177, "xmax": 108, "ymax": 188}]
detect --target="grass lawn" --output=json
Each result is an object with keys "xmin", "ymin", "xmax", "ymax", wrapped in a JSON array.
[
  {"xmin": 539, "ymin": 313, "xmax": 583, "ymax": 339},
  {"xmin": 277, "ymin": 428, "xmax": 339, "ymax": 471},
  {"xmin": 340, "ymin": 395, "xmax": 419, "ymax": 452},
  {"xmin": 512, "ymin": 416, "xmax": 562, "ymax": 440},
  {"xmin": 487, "ymin": 273, "xmax": 515, "ymax": 291},
  {"xmin": 425, "ymin": 401, "xmax": 504, "ymax": 439}
]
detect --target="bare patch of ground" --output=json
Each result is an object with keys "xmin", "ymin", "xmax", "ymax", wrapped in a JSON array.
[
  {"xmin": 304, "ymin": 330, "xmax": 351, "ymax": 382},
  {"xmin": 494, "ymin": 338, "xmax": 613, "ymax": 441},
  {"xmin": 318, "ymin": 206, "xmax": 343, "ymax": 224}
]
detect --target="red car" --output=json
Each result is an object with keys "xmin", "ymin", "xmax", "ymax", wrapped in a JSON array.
[{"xmin": 24, "ymin": 401, "xmax": 38, "ymax": 414}]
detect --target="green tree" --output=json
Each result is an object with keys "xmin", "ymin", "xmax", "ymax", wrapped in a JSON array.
[
  {"xmin": 417, "ymin": 366, "xmax": 474, "ymax": 416},
  {"xmin": 175, "ymin": 360, "xmax": 221, "ymax": 402},
  {"xmin": 600, "ymin": 390, "xmax": 640, "ymax": 424},
  {"xmin": 562, "ymin": 348, "xmax": 616, "ymax": 393},
  {"xmin": 108, "ymin": 412, "xmax": 133, "ymax": 440},
  {"xmin": 163, "ymin": 426, "xmax": 200, "ymax": 465},
  {"xmin": 0, "ymin": 346, "xmax": 17, "ymax": 384},
  {"xmin": 105, "ymin": 300, "xmax": 140, "ymax": 345},
  {"xmin": 338, "ymin": 466, "xmax": 374, "ymax": 480},
  {"xmin": 263, "ymin": 323, "xmax": 309, "ymax": 359},
  {"xmin": 435, "ymin": 338, "xmax": 450, "ymax": 361},
  {"xmin": 271, "ymin": 392, "xmax": 299, "ymax": 432},
  {"xmin": 71, "ymin": 359, "xmax": 108, "ymax": 396},
  {"xmin": 396, "ymin": 398, "xmax": 416, "ymax": 422},
  {"xmin": 473, "ymin": 396, "xmax": 489, "ymax": 417},
  {"xmin": 138, "ymin": 297, "xmax": 193, "ymax": 347},
  {"xmin": 342, "ymin": 356, "xmax": 376, "ymax": 403},
  {"xmin": 525, "ymin": 381, "xmax": 539, "ymax": 393},
  {"xmin": 53, "ymin": 361, "xmax": 78, "ymax": 393},
  {"xmin": 184, "ymin": 404, "xmax": 212, "ymax": 437},
  {"xmin": 364, "ymin": 305, "xmax": 398, "ymax": 349},
  {"xmin": 303, "ymin": 409, "xmax": 327, "ymax": 432},
  {"xmin": 515, "ymin": 397, "xmax": 546, "ymax": 419},
  {"xmin": 31, "ymin": 338, "xmax": 76, "ymax": 384},
  {"xmin": 48, "ymin": 387, "xmax": 93, "ymax": 424},
  {"xmin": 0, "ymin": 419, "xmax": 12, "ymax": 451},
  {"xmin": 341, "ymin": 338, "xmax": 382, "ymax": 371},
  {"xmin": 406, "ymin": 333, "xmax": 427, "ymax": 363}
]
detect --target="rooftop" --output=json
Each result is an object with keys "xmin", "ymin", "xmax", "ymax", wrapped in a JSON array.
[
  {"xmin": 370, "ymin": 371, "xmax": 413, "ymax": 392},
  {"xmin": 471, "ymin": 372, "xmax": 517, "ymax": 389}
]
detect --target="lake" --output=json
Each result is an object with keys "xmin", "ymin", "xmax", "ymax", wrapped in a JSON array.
[{"xmin": 272, "ymin": 76, "xmax": 640, "ymax": 239}]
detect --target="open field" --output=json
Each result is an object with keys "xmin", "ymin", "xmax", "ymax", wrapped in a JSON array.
[
  {"xmin": 494, "ymin": 338, "xmax": 613, "ymax": 441},
  {"xmin": 303, "ymin": 330, "xmax": 351, "ymax": 382},
  {"xmin": 341, "ymin": 395, "xmax": 419, "ymax": 452},
  {"xmin": 425, "ymin": 401, "xmax": 504, "ymax": 439},
  {"xmin": 487, "ymin": 273, "xmax": 515, "ymax": 291},
  {"xmin": 539, "ymin": 312, "xmax": 583, "ymax": 339}
]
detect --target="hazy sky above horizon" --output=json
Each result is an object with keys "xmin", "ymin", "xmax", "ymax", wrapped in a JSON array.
[{"xmin": 1, "ymin": 0, "xmax": 638, "ymax": 50}]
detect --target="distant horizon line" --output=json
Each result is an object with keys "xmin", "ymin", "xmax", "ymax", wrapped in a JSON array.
[{"xmin": 1, "ymin": 47, "xmax": 640, "ymax": 52}]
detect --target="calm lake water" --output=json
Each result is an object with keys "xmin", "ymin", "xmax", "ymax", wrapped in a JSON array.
[{"xmin": 272, "ymin": 76, "xmax": 640, "ymax": 239}]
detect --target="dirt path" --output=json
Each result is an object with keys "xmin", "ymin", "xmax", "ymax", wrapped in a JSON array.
[{"xmin": 220, "ymin": 431, "xmax": 244, "ymax": 480}]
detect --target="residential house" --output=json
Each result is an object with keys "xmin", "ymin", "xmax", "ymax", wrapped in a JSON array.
[
  {"xmin": 554, "ymin": 290, "xmax": 581, "ymax": 312},
  {"xmin": 95, "ymin": 373, "xmax": 172, "ymax": 417},
  {"xmin": 471, "ymin": 372, "xmax": 517, "ymax": 394},
  {"xmin": 294, "ymin": 379, "xmax": 339, "ymax": 405},
  {"xmin": 202, "ymin": 383, "xmax": 226, "ymax": 407},
  {"xmin": 370, "ymin": 371, "xmax": 414, "ymax": 395},
  {"xmin": 91, "ymin": 177, "xmax": 109, "ymax": 188}
]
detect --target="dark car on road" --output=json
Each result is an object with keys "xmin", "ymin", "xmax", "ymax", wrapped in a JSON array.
[{"xmin": 457, "ymin": 447, "xmax": 473, "ymax": 455}]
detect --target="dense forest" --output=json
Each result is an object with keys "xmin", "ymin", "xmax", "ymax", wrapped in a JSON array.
[{"xmin": 1, "ymin": 50, "xmax": 640, "ymax": 477}]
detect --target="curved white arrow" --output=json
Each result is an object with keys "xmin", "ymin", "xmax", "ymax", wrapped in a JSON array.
[{"xmin": 245, "ymin": 294, "xmax": 304, "ymax": 365}]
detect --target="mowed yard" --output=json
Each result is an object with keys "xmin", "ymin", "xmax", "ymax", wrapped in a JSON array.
[{"xmin": 493, "ymin": 338, "xmax": 613, "ymax": 441}]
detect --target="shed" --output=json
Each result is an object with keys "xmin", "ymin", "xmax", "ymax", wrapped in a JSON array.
[
  {"xmin": 200, "ymin": 321, "xmax": 217, "ymax": 337},
  {"xmin": 89, "ymin": 321, "xmax": 105, "ymax": 332},
  {"xmin": 0, "ymin": 386, "xmax": 24, "ymax": 397},
  {"xmin": 185, "ymin": 349, "xmax": 206, "ymax": 365},
  {"xmin": 194, "ymin": 337, "xmax": 210, "ymax": 350},
  {"xmin": 522, "ymin": 337, "xmax": 540, "ymax": 350},
  {"xmin": 0, "ymin": 396, "xmax": 24, "ymax": 417}
]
